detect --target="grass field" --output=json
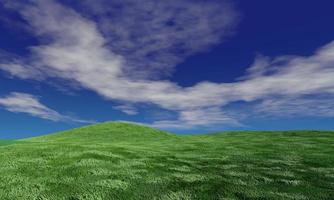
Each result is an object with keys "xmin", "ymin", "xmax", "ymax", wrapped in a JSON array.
[
  {"xmin": 0, "ymin": 140, "xmax": 18, "ymax": 147},
  {"xmin": 0, "ymin": 122, "xmax": 334, "ymax": 200}
]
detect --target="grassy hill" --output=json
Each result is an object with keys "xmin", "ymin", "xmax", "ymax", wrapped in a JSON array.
[
  {"xmin": 0, "ymin": 122, "xmax": 334, "ymax": 200},
  {"xmin": 24, "ymin": 122, "xmax": 174, "ymax": 143},
  {"xmin": 0, "ymin": 140, "xmax": 17, "ymax": 146}
]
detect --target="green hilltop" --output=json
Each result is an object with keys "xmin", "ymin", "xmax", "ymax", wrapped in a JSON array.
[
  {"xmin": 1, "ymin": 122, "xmax": 334, "ymax": 199},
  {"xmin": 23, "ymin": 122, "xmax": 174, "ymax": 142}
]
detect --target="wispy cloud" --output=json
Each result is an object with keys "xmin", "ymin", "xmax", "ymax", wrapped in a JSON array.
[
  {"xmin": 0, "ymin": 92, "xmax": 94, "ymax": 124},
  {"xmin": 151, "ymin": 107, "xmax": 241, "ymax": 129},
  {"xmin": 71, "ymin": 0, "xmax": 238, "ymax": 78},
  {"xmin": 113, "ymin": 104, "xmax": 138, "ymax": 115},
  {"xmin": 0, "ymin": 0, "xmax": 334, "ymax": 129},
  {"xmin": 254, "ymin": 95, "xmax": 334, "ymax": 118}
]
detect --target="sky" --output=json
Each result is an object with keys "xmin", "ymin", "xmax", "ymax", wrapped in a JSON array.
[{"xmin": 1, "ymin": 0, "xmax": 334, "ymax": 139}]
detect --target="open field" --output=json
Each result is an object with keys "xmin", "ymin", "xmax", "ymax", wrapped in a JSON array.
[{"xmin": 0, "ymin": 122, "xmax": 334, "ymax": 199}]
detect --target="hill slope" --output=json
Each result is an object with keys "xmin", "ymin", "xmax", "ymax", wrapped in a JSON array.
[
  {"xmin": 0, "ymin": 140, "xmax": 17, "ymax": 146},
  {"xmin": 24, "ymin": 122, "xmax": 174, "ymax": 143},
  {"xmin": 1, "ymin": 123, "xmax": 334, "ymax": 200}
]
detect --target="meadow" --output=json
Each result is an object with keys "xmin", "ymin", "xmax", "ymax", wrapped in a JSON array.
[{"xmin": 0, "ymin": 122, "xmax": 333, "ymax": 200}]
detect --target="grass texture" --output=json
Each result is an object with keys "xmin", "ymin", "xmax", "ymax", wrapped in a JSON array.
[{"xmin": 0, "ymin": 122, "xmax": 334, "ymax": 199}]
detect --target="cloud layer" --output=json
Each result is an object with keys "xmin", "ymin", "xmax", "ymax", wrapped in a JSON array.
[
  {"xmin": 68, "ymin": 0, "xmax": 238, "ymax": 78},
  {"xmin": 0, "ymin": 0, "xmax": 334, "ymax": 129},
  {"xmin": 0, "ymin": 92, "xmax": 94, "ymax": 124}
]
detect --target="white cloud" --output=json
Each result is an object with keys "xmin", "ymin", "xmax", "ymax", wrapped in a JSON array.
[
  {"xmin": 151, "ymin": 107, "xmax": 241, "ymax": 129},
  {"xmin": 0, "ymin": 0, "xmax": 334, "ymax": 129},
  {"xmin": 0, "ymin": 92, "xmax": 94, "ymax": 123},
  {"xmin": 254, "ymin": 95, "xmax": 334, "ymax": 118},
  {"xmin": 113, "ymin": 104, "xmax": 138, "ymax": 115},
  {"xmin": 70, "ymin": 0, "xmax": 238, "ymax": 78}
]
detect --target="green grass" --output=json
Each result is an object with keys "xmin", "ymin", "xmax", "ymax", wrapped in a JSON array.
[
  {"xmin": 0, "ymin": 122, "xmax": 334, "ymax": 200},
  {"xmin": 0, "ymin": 140, "xmax": 18, "ymax": 146}
]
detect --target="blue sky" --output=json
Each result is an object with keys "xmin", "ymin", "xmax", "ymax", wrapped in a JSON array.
[{"xmin": 1, "ymin": 0, "xmax": 334, "ymax": 139}]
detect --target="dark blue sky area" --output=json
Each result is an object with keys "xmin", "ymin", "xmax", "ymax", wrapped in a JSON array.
[{"xmin": 172, "ymin": 0, "xmax": 334, "ymax": 86}]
